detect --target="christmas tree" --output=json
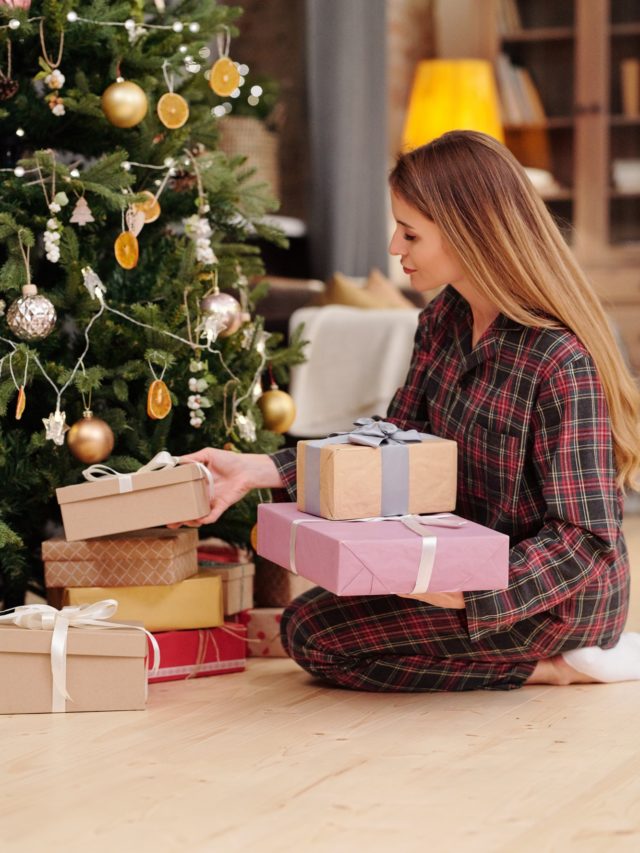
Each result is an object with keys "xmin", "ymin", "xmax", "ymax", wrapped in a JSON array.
[{"xmin": 0, "ymin": 0, "xmax": 305, "ymax": 606}]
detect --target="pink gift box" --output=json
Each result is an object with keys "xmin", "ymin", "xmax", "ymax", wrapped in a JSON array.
[{"xmin": 257, "ymin": 503, "xmax": 509, "ymax": 595}]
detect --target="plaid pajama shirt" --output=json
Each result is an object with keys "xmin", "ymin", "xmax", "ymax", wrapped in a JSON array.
[{"xmin": 271, "ymin": 286, "xmax": 630, "ymax": 692}]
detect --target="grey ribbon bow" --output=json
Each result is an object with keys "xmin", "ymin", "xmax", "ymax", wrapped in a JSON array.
[{"xmin": 336, "ymin": 418, "xmax": 424, "ymax": 448}]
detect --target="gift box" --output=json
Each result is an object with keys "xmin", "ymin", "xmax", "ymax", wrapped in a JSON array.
[
  {"xmin": 55, "ymin": 460, "xmax": 210, "ymax": 541},
  {"xmin": 236, "ymin": 608, "xmax": 287, "ymax": 658},
  {"xmin": 148, "ymin": 624, "xmax": 247, "ymax": 682},
  {"xmin": 62, "ymin": 570, "xmax": 224, "ymax": 632},
  {"xmin": 197, "ymin": 561, "xmax": 255, "ymax": 615},
  {"xmin": 43, "ymin": 528, "xmax": 198, "ymax": 588},
  {"xmin": 296, "ymin": 419, "xmax": 457, "ymax": 520},
  {"xmin": 257, "ymin": 503, "xmax": 509, "ymax": 595},
  {"xmin": 0, "ymin": 603, "xmax": 151, "ymax": 714},
  {"xmin": 254, "ymin": 556, "xmax": 317, "ymax": 607}
]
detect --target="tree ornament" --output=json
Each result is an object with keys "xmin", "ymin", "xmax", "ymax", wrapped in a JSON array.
[
  {"xmin": 69, "ymin": 196, "xmax": 94, "ymax": 226},
  {"xmin": 38, "ymin": 20, "xmax": 66, "ymax": 116},
  {"xmin": 133, "ymin": 190, "xmax": 161, "ymax": 223},
  {"xmin": 157, "ymin": 61, "xmax": 189, "ymax": 129},
  {"xmin": 66, "ymin": 410, "xmax": 115, "ymax": 464},
  {"xmin": 43, "ymin": 407, "xmax": 69, "ymax": 446},
  {"xmin": 209, "ymin": 29, "xmax": 240, "ymax": 97},
  {"xmin": 101, "ymin": 79, "xmax": 148, "ymax": 128},
  {"xmin": 6, "ymin": 284, "xmax": 57, "ymax": 341},
  {"xmin": 15, "ymin": 385, "xmax": 26, "ymax": 420},
  {"xmin": 0, "ymin": 38, "xmax": 18, "ymax": 101},
  {"xmin": 199, "ymin": 291, "xmax": 242, "ymax": 344},
  {"xmin": 235, "ymin": 411, "xmax": 257, "ymax": 442},
  {"xmin": 147, "ymin": 379, "xmax": 172, "ymax": 420},
  {"xmin": 257, "ymin": 384, "xmax": 296, "ymax": 434},
  {"xmin": 250, "ymin": 523, "xmax": 258, "ymax": 551},
  {"xmin": 114, "ymin": 230, "xmax": 139, "ymax": 269},
  {"xmin": 184, "ymin": 213, "xmax": 216, "ymax": 265}
]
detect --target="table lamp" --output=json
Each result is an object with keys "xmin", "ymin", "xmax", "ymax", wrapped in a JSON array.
[{"xmin": 402, "ymin": 59, "xmax": 504, "ymax": 151}]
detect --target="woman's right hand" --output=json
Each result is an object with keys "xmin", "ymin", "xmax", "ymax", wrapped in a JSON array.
[{"xmin": 170, "ymin": 449, "xmax": 283, "ymax": 526}]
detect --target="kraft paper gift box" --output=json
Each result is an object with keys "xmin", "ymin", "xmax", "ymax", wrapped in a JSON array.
[
  {"xmin": 257, "ymin": 503, "xmax": 509, "ymax": 595},
  {"xmin": 196, "ymin": 561, "xmax": 255, "ymax": 616},
  {"xmin": 55, "ymin": 457, "xmax": 211, "ymax": 541},
  {"xmin": 0, "ymin": 602, "xmax": 153, "ymax": 714},
  {"xmin": 236, "ymin": 608, "xmax": 287, "ymax": 658},
  {"xmin": 43, "ymin": 528, "xmax": 199, "ymax": 588},
  {"xmin": 148, "ymin": 624, "xmax": 247, "ymax": 683},
  {"xmin": 62, "ymin": 570, "xmax": 224, "ymax": 632},
  {"xmin": 296, "ymin": 419, "xmax": 457, "ymax": 520},
  {"xmin": 254, "ymin": 556, "xmax": 317, "ymax": 607}
]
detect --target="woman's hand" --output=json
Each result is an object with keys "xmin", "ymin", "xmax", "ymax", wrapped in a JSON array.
[
  {"xmin": 397, "ymin": 591, "xmax": 465, "ymax": 609},
  {"xmin": 169, "ymin": 449, "xmax": 283, "ymax": 527}
]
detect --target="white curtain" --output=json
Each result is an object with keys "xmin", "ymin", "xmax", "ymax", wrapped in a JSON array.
[{"xmin": 305, "ymin": 0, "xmax": 388, "ymax": 279}]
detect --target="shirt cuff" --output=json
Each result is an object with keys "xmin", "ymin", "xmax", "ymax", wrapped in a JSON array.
[{"xmin": 270, "ymin": 447, "xmax": 298, "ymax": 502}]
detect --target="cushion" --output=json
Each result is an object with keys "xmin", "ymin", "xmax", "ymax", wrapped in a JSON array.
[{"xmin": 316, "ymin": 269, "xmax": 416, "ymax": 309}]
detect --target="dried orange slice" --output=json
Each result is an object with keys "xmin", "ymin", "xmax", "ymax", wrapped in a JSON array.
[
  {"xmin": 147, "ymin": 379, "xmax": 172, "ymax": 420},
  {"xmin": 209, "ymin": 57, "xmax": 240, "ymax": 96},
  {"xmin": 114, "ymin": 231, "xmax": 139, "ymax": 269},
  {"xmin": 15, "ymin": 386, "xmax": 26, "ymax": 420},
  {"xmin": 157, "ymin": 92, "xmax": 189, "ymax": 129},
  {"xmin": 133, "ymin": 190, "xmax": 161, "ymax": 223}
]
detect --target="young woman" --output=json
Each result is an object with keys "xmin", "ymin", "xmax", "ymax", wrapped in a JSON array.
[{"xmin": 180, "ymin": 130, "xmax": 640, "ymax": 691}]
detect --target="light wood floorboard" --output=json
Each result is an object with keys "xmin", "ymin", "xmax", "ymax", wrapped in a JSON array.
[{"xmin": 2, "ymin": 516, "xmax": 640, "ymax": 852}]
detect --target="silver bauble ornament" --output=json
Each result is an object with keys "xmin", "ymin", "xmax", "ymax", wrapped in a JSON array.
[
  {"xmin": 66, "ymin": 410, "xmax": 115, "ymax": 464},
  {"xmin": 6, "ymin": 284, "xmax": 57, "ymax": 341},
  {"xmin": 199, "ymin": 291, "xmax": 242, "ymax": 338}
]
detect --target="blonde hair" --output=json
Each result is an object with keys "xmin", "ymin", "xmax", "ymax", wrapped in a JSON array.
[{"xmin": 390, "ymin": 130, "xmax": 640, "ymax": 491}]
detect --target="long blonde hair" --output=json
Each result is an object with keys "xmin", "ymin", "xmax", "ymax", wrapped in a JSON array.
[{"xmin": 390, "ymin": 130, "xmax": 640, "ymax": 491}]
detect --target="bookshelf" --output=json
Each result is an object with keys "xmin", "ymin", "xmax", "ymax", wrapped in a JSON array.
[{"xmin": 484, "ymin": 0, "xmax": 640, "ymax": 373}]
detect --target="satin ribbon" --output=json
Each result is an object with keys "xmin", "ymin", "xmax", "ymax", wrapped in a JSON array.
[
  {"xmin": 334, "ymin": 417, "xmax": 425, "ymax": 448},
  {"xmin": 0, "ymin": 600, "xmax": 160, "ymax": 713},
  {"xmin": 82, "ymin": 450, "xmax": 214, "ymax": 498},
  {"xmin": 289, "ymin": 513, "xmax": 465, "ymax": 595}
]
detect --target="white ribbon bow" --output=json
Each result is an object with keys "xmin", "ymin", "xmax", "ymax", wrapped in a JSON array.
[
  {"xmin": 0, "ymin": 600, "xmax": 160, "ymax": 713},
  {"xmin": 82, "ymin": 450, "xmax": 214, "ymax": 498},
  {"xmin": 289, "ymin": 513, "xmax": 466, "ymax": 595}
]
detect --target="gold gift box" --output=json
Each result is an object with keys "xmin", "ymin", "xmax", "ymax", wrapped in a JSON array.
[{"xmin": 62, "ymin": 571, "xmax": 224, "ymax": 632}]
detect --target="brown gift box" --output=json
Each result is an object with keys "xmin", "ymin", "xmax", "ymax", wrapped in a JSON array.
[
  {"xmin": 43, "ymin": 528, "xmax": 199, "ymax": 588},
  {"xmin": 61, "ymin": 571, "xmax": 224, "ymax": 632},
  {"xmin": 55, "ymin": 462, "xmax": 210, "ymax": 541},
  {"xmin": 297, "ymin": 432, "xmax": 457, "ymax": 520},
  {"xmin": 254, "ymin": 556, "xmax": 316, "ymax": 607},
  {"xmin": 0, "ymin": 623, "xmax": 148, "ymax": 714},
  {"xmin": 196, "ymin": 561, "xmax": 255, "ymax": 615}
]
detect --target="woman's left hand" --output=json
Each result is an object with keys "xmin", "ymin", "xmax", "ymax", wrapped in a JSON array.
[{"xmin": 397, "ymin": 591, "xmax": 465, "ymax": 609}]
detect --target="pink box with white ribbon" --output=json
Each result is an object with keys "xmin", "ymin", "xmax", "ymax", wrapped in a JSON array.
[{"xmin": 257, "ymin": 503, "xmax": 509, "ymax": 595}]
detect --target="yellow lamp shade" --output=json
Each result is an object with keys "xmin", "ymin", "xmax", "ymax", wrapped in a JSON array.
[{"xmin": 402, "ymin": 59, "xmax": 504, "ymax": 151}]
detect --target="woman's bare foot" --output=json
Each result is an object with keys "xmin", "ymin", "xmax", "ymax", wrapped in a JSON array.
[{"xmin": 525, "ymin": 656, "xmax": 596, "ymax": 686}]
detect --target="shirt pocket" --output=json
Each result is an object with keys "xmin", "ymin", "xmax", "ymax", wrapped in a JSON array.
[{"xmin": 462, "ymin": 424, "xmax": 524, "ymax": 514}]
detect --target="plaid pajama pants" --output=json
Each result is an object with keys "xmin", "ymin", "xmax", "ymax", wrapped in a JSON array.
[{"xmin": 280, "ymin": 587, "xmax": 544, "ymax": 692}]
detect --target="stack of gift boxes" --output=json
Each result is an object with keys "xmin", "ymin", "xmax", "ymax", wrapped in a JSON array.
[{"xmin": 256, "ymin": 421, "xmax": 510, "ymax": 601}]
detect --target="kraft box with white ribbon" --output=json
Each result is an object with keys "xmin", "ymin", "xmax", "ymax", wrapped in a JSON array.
[
  {"xmin": 296, "ymin": 419, "xmax": 457, "ymax": 520},
  {"xmin": 257, "ymin": 503, "xmax": 509, "ymax": 596},
  {"xmin": 0, "ymin": 600, "xmax": 159, "ymax": 714},
  {"xmin": 55, "ymin": 452, "xmax": 213, "ymax": 541}
]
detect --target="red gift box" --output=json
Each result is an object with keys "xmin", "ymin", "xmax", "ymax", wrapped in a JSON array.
[{"xmin": 148, "ymin": 623, "xmax": 247, "ymax": 683}]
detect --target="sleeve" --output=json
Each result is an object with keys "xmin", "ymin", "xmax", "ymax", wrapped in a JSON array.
[
  {"xmin": 385, "ymin": 311, "xmax": 432, "ymax": 432},
  {"xmin": 464, "ymin": 355, "xmax": 622, "ymax": 641},
  {"xmin": 269, "ymin": 447, "xmax": 298, "ymax": 501}
]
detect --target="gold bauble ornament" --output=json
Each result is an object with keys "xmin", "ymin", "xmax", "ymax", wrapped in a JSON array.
[
  {"xmin": 66, "ymin": 410, "xmax": 115, "ymax": 464},
  {"xmin": 250, "ymin": 523, "xmax": 258, "ymax": 551},
  {"xmin": 257, "ymin": 385, "xmax": 296, "ymax": 434},
  {"xmin": 101, "ymin": 79, "xmax": 148, "ymax": 128}
]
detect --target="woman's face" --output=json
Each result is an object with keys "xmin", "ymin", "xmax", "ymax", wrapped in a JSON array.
[{"xmin": 389, "ymin": 191, "xmax": 466, "ymax": 294}]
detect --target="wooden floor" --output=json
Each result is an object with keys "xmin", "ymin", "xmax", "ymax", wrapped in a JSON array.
[{"xmin": 3, "ymin": 518, "xmax": 640, "ymax": 852}]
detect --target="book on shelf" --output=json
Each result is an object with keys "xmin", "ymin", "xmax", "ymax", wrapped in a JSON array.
[
  {"xmin": 495, "ymin": 53, "xmax": 546, "ymax": 127},
  {"xmin": 497, "ymin": 0, "xmax": 522, "ymax": 35}
]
